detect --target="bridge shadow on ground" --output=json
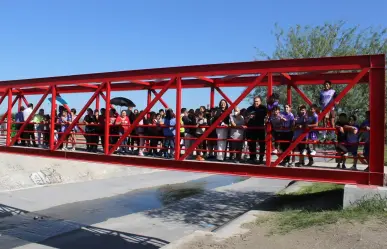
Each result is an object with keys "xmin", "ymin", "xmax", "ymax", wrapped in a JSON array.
[
  {"xmin": 145, "ymin": 190, "xmax": 273, "ymax": 227},
  {"xmin": 255, "ymin": 186, "xmax": 344, "ymax": 212},
  {"xmin": 0, "ymin": 204, "xmax": 168, "ymax": 249}
]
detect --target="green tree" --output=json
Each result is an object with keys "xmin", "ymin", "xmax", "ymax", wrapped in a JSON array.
[{"xmin": 253, "ymin": 21, "xmax": 387, "ymax": 121}]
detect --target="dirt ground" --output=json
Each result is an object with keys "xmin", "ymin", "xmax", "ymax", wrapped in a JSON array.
[{"xmin": 180, "ymin": 218, "xmax": 387, "ymax": 249}]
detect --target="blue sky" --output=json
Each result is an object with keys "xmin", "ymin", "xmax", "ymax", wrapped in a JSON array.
[{"xmin": 0, "ymin": 0, "xmax": 386, "ymax": 113}]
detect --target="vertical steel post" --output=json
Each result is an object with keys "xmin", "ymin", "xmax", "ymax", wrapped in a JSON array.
[
  {"xmin": 147, "ymin": 89, "xmax": 152, "ymax": 105},
  {"xmin": 104, "ymin": 82, "xmax": 111, "ymax": 154},
  {"xmin": 287, "ymin": 85, "xmax": 292, "ymax": 106},
  {"xmin": 18, "ymin": 95, "xmax": 22, "ymax": 110},
  {"xmin": 96, "ymin": 94, "xmax": 100, "ymax": 111},
  {"xmin": 210, "ymin": 87, "xmax": 215, "ymax": 108},
  {"xmin": 369, "ymin": 55, "xmax": 385, "ymax": 185},
  {"xmin": 50, "ymin": 87, "xmax": 57, "ymax": 150},
  {"xmin": 6, "ymin": 89, "xmax": 12, "ymax": 146},
  {"xmin": 175, "ymin": 78, "xmax": 182, "ymax": 160},
  {"xmin": 266, "ymin": 73, "xmax": 273, "ymax": 167}
]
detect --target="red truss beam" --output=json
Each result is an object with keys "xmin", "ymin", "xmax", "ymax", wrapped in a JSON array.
[
  {"xmin": 10, "ymin": 87, "xmax": 52, "ymax": 146},
  {"xmin": 0, "ymin": 95, "xmax": 19, "ymax": 126},
  {"xmin": 108, "ymin": 78, "xmax": 176, "ymax": 154},
  {"xmin": 6, "ymin": 89, "xmax": 12, "ymax": 146},
  {"xmin": 272, "ymin": 68, "xmax": 370, "ymax": 167},
  {"xmin": 104, "ymin": 82, "xmax": 111, "ymax": 154},
  {"xmin": 0, "ymin": 72, "xmax": 370, "ymax": 96},
  {"xmin": 281, "ymin": 73, "xmax": 313, "ymax": 106},
  {"xmin": 369, "ymin": 55, "xmax": 386, "ymax": 185},
  {"xmin": 0, "ymin": 88, "xmax": 9, "ymax": 107},
  {"xmin": 0, "ymin": 55, "xmax": 374, "ymax": 90},
  {"xmin": 180, "ymin": 73, "xmax": 268, "ymax": 161},
  {"xmin": 78, "ymin": 83, "xmax": 98, "ymax": 89},
  {"xmin": 21, "ymin": 96, "xmax": 29, "ymax": 106},
  {"xmin": 215, "ymin": 87, "xmax": 233, "ymax": 105},
  {"xmin": 50, "ymin": 87, "xmax": 56, "ymax": 150},
  {"xmin": 175, "ymin": 78, "xmax": 182, "ymax": 160},
  {"xmin": 151, "ymin": 89, "xmax": 169, "ymax": 109}
]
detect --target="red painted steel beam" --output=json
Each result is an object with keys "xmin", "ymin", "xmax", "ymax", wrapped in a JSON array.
[
  {"xmin": 0, "ymin": 146, "xmax": 373, "ymax": 185},
  {"xmin": 0, "ymin": 89, "xmax": 9, "ymax": 106},
  {"xmin": 0, "ymin": 96, "xmax": 19, "ymax": 125},
  {"xmin": 2, "ymin": 72, "xmax": 369, "ymax": 96},
  {"xmin": 180, "ymin": 73, "xmax": 268, "ymax": 160},
  {"xmin": 54, "ymin": 83, "xmax": 106, "ymax": 150},
  {"xmin": 100, "ymin": 92, "xmax": 107, "ymax": 101},
  {"xmin": 129, "ymin": 80, "xmax": 151, "ymax": 86},
  {"xmin": 10, "ymin": 87, "xmax": 52, "ymax": 146},
  {"xmin": 21, "ymin": 96, "xmax": 29, "ymax": 106},
  {"xmin": 96, "ymin": 94, "xmax": 100, "ymax": 110},
  {"xmin": 175, "ymin": 78, "xmax": 182, "ymax": 160},
  {"xmin": 266, "ymin": 73, "xmax": 273, "ymax": 167},
  {"xmin": 50, "ymin": 87, "xmax": 57, "ymax": 150},
  {"xmin": 368, "ymin": 54, "xmax": 385, "ymax": 186},
  {"xmin": 282, "ymin": 73, "xmax": 313, "ymax": 106},
  {"xmin": 104, "ymin": 82, "xmax": 111, "ymax": 154},
  {"xmin": 151, "ymin": 89, "xmax": 169, "ymax": 109},
  {"xmin": 108, "ymin": 78, "xmax": 176, "ymax": 154},
  {"xmin": 6, "ymin": 89, "xmax": 12, "ymax": 146},
  {"xmin": 0, "ymin": 55, "xmax": 373, "ymax": 89},
  {"xmin": 272, "ymin": 68, "xmax": 370, "ymax": 167},
  {"xmin": 147, "ymin": 90, "xmax": 151, "ymax": 105},
  {"xmin": 18, "ymin": 95, "xmax": 22, "ymax": 110},
  {"xmin": 197, "ymin": 76, "xmax": 214, "ymax": 83},
  {"xmin": 215, "ymin": 87, "xmax": 233, "ymax": 105},
  {"xmin": 78, "ymin": 83, "xmax": 99, "ymax": 89},
  {"xmin": 210, "ymin": 87, "xmax": 215, "ymax": 108}
]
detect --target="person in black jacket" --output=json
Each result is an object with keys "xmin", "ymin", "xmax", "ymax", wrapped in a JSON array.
[
  {"xmin": 207, "ymin": 108, "xmax": 218, "ymax": 159},
  {"xmin": 216, "ymin": 99, "xmax": 230, "ymax": 161},
  {"xmin": 245, "ymin": 96, "xmax": 267, "ymax": 164},
  {"xmin": 182, "ymin": 109, "xmax": 197, "ymax": 158},
  {"xmin": 84, "ymin": 108, "xmax": 98, "ymax": 152}
]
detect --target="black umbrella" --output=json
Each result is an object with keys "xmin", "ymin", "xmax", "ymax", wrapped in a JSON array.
[{"xmin": 110, "ymin": 97, "xmax": 136, "ymax": 107}]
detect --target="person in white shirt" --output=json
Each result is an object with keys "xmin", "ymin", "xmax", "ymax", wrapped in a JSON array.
[{"xmin": 22, "ymin": 103, "xmax": 36, "ymax": 147}]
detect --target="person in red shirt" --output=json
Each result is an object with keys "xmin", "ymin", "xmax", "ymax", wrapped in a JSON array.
[{"xmin": 115, "ymin": 110, "xmax": 130, "ymax": 154}]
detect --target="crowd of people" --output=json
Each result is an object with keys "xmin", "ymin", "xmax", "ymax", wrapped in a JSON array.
[{"xmin": 11, "ymin": 81, "xmax": 371, "ymax": 170}]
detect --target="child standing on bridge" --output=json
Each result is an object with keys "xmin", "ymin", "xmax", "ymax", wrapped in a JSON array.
[
  {"xmin": 345, "ymin": 115, "xmax": 360, "ymax": 170},
  {"xmin": 319, "ymin": 80, "xmax": 337, "ymax": 141}
]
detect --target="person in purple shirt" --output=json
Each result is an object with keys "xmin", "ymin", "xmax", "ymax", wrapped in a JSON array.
[
  {"xmin": 15, "ymin": 106, "xmax": 25, "ymax": 146},
  {"xmin": 319, "ymin": 80, "xmax": 337, "ymax": 141},
  {"xmin": 269, "ymin": 106, "xmax": 283, "ymax": 154},
  {"xmin": 267, "ymin": 93, "xmax": 280, "ymax": 112},
  {"xmin": 301, "ymin": 104, "xmax": 319, "ymax": 166},
  {"xmin": 279, "ymin": 104, "xmax": 295, "ymax": 166}
]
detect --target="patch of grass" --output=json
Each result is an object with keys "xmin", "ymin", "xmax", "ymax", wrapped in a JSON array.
[
  {"xmin": 271, "ymin": 195, "xmax": 387, "ymax": 234},
  {"xmin": 278, "ymin": 182, "xmax": 344, "ymax": 196},
  {"xmin": 295, "ymin": 183, "xmax": 344, "ymax": 195},
  {"xmin": 384, "ymin": 145, "xmax": 387, "ymax": 166}
]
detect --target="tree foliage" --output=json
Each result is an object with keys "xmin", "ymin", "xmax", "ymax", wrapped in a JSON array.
[{"xmin": 253, "ymin": 21, "xmax": 387, "ymax": 120}]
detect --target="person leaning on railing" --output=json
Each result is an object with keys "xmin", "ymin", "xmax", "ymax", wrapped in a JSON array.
[{"xmin": 245, "ymin": 96, "xmax": 267, "ymax": 164}]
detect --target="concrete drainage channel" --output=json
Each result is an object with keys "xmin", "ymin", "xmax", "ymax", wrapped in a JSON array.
[{"xmin": 0, "ymin": 167, "xmax": 291, "ymax": 249}]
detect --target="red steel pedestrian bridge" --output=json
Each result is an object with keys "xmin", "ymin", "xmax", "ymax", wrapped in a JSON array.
[{"xmin": 0, "ymin": 55, "xmax": 385, "ymax": 186}]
